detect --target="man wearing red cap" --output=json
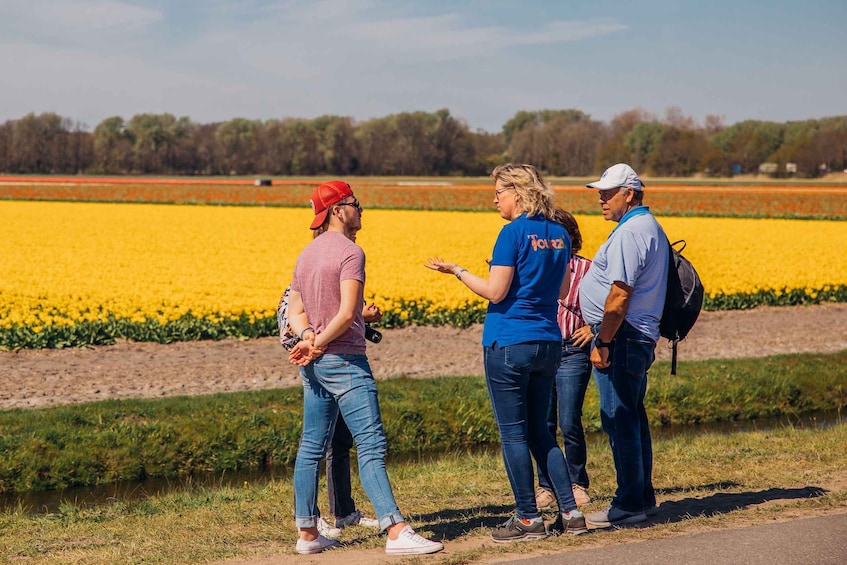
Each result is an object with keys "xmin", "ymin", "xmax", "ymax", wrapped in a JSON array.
[{"xmin": 285, "ymin": 181, "xmax": 444, "ymax": 556}]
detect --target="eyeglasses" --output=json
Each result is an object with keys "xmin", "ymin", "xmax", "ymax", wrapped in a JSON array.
[
  {"xmin": 335, "ymin": 199, "xmax": 362, "ymax": 211},
  {"xmin": 494, "ymin": 187, "xmax": 515, "ymax": 197}
]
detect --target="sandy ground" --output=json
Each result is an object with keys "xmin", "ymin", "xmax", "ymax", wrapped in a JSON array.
[{"xmin": 3, "ymin": 302, "xmax": 847, "ymax": 410}]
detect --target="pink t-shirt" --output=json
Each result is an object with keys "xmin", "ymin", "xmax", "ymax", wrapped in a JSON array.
[{"xmin": 291, "ymin": 231, "xmax": 367, "ymax": 355}]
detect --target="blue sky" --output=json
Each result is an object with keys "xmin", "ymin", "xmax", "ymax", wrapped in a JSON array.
[{"xmin": 1, "ymin": 0, "xmax": 844, "ymax": 132}]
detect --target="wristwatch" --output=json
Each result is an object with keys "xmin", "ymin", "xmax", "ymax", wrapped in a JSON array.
[{"xmin": 594, "ymin": 337, "xmax": 614, "ymax": 348}]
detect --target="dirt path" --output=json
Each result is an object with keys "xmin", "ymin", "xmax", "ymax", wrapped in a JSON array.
[{"xmin": 3, "ymin": 303, "xmax": 847, "ymax": 409}]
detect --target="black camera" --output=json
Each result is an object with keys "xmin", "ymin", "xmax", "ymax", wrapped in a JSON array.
[{"xmin": 365, "ymin": 325, "xmax": 382, "ymax": 343}]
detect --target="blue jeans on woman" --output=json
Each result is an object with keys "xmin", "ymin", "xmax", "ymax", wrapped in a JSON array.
[
  {"xmin": 592, "ymin": 321, "xmax": 657, "ymax": 513},
  {"xmin": 483, "ymin": 341, "xmax": 578, "ymax": 518},
  {"xmin": 293, "ymin": 354, "xmax": 404, "ymax": 531},
  {"xmin": 537, "ymin": 340, "xmax": 592, "ymax": 492}
]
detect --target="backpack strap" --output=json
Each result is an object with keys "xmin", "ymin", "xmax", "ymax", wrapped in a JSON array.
[
  {"xmin": 667, "ymin": 239, "xmax": 683, "ymax": 375},
  {"xmin": 670, "ymin": 239, "xmax": 687, "ymax": 253},
  {"xmin": 670, "ymin": 338, "xmax": 679, "ymax": 375}
]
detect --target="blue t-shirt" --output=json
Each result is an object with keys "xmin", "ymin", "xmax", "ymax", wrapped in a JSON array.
[
  {"xmin": 579, "ymin": 207, "xmax": 669, "ymax": 341},
  {"xmin": 482, "ymin": 214, "xmax": 570, "ymax": 347}
]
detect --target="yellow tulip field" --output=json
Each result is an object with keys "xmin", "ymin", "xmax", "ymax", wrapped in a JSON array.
[{"xmin": 2, "ymin": 200, "xmax": 846, "ymax": 348}]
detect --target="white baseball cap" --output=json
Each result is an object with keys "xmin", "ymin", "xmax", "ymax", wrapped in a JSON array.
[{"xmin": 586, "ymin": 163, "xmax": 645, "ymax": 191}]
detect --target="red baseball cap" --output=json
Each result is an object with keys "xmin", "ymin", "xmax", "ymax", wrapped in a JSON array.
[{"xmin": 310, "ymin": 180, "xmax": 353, "ymax": 229}]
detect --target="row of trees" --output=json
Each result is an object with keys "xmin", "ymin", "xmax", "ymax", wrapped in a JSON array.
[
  {"xmin": 504, "ymin": 108, "xmax": 847, "ymax": 178},
  {"xmin": 1, "ymin": 108, "xmax": 845, "ymax": 177}
]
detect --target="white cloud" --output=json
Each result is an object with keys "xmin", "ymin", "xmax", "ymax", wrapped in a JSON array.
[
  {"xmin": 197, "ymin": 5, "xmax": 626, "ymax": 64},
  {"xmin": 164, "ymin": 4, "xmax": 626, "ymax": 86},
  {"xmin": 0, "ymin": 0, "xmax": 161, "ymax": 40},
  {"xmin": 348, "ymin": 15, "xmax": 625, "ymax": 51}
]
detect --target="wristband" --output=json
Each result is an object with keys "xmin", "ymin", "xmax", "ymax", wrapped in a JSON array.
[
  {"xmin": 595, "ymin": 337, "xmax": 613, "ymax": 348},
  {"xmin": 299, "ymin": 326, "xmax": 315, "ymax": 340},
  {"xmin": 455, "ymin": 268, "xmax": 468, "ymax": 280}
]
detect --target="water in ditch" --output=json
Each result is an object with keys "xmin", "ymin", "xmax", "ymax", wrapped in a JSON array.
[{"xmin": 2, "ymin": 408, "xmax": 842, "ymax": 515}]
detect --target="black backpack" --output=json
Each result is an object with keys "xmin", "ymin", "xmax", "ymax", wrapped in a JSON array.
[{"xmin": 659, "ymin": 239, "xmax": 704, "ymax": 374}]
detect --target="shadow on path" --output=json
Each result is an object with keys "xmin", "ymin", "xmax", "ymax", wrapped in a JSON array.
[
  {"xmin": 638, "ymin": 485, "xmax": 827, "ymax": 526},
  {"xmin": 405, "ymin": 485, "xmax": 828, "ymax": 542}
]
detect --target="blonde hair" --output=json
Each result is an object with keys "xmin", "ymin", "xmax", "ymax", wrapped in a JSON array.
[{"xmin": 491, "ymin": 163, "xmax": 556, "ymax": 220}]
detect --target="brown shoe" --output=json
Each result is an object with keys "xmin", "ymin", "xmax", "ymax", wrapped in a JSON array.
[
  {"xmin": 549, "ymin": 512, "xmax": 588, "ymax": 536},
  {"xmin": 535, "ymin": 487, "xmax": 556, "ymax": 510},
  {"xmin": 572, "ymin": 484, "xmax": 591, "ymax": 506}
]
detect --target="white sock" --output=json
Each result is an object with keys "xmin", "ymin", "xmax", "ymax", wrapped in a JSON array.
[{"xmin": 562, "ymin": 509, "xmax": 583, "ymax": 519}]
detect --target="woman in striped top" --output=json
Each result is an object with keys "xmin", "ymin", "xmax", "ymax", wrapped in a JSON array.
[{"xmin": 535, "ymin": 208, "xmax": 595, "ymax": 510}]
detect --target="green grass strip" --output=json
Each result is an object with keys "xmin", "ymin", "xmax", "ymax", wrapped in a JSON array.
[{"xmin": 1, "ymin": 350, "xmax": 845, "ymax": 494}]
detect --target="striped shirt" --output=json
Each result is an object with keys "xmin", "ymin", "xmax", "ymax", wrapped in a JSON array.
[{"xmin": 557, "ymin": 255, "xmax": 592, "ymax": 339}]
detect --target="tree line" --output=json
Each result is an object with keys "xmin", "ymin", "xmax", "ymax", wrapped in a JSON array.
[{"xmin": 1, "ymin": 107, "xmax": 845, "ymax": 178}]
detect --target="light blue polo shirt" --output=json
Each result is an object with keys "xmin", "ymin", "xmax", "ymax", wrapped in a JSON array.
[
  {"xmin": 482, "ymin": 213, "xmax": 570, "ymax": 347},
  {"xmin": 579, "ymin": 207, "xmax": 669, "ymax": 341}
]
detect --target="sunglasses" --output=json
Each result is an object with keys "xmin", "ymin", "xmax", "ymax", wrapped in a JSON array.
[{"xmin": 335, "ymin": 199, "xmax": 362, "ymax": 211}]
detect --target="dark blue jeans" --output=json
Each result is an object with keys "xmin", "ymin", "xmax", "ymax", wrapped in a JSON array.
[
  {"xmin": 538, "ymin": 341, "xmax": 592, "ymax": 491},
  {"xmin": 483, "ymin": 341, "xmax": 578, "ymax": 518},
  {"xmin": 592, "ymin": 322, "xmax": 657, "ymax": 513},
  {"xmin": 326, "ymin": 414, "xmax": 356, "ymax": 518}
]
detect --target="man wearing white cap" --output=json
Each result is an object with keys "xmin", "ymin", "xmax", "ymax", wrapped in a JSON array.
[{"xmin": 578, "ymin": 164, "xmax": 669, "ymax": 528}]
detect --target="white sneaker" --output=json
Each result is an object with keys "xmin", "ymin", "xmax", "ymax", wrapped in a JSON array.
[
  {"xmin": 384, "ymin": 525, "xmax": 444, "ymax": 555},
  {"xmin": 335, "ymin": 509, "xmax": 380, "ymax": 529},
  {"xmin": 586, "ymin": 505, "xmax": 647, "ymax": 529},
  {"xmin": 295, "ymin": 535, "xmax": 339, "ymax": 555},
  {"xmin": 317, "ymin": 516, "xmax": 342, "ymax": 539},
  {"xmin": 355, "ymin": 513, "xmax": 380, "ymax": 528}
]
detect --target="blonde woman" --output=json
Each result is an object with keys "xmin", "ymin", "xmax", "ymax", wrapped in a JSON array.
[{"xmin": 425, "ymin": 164, "xmax": 586, "ymax": 541}]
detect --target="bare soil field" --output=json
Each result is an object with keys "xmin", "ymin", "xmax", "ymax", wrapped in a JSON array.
[{"xmin": 3, "ymin": 303, "xmax": 847, "ymax": 410}]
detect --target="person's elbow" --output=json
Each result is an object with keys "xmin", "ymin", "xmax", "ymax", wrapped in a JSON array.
[
  {"xmin": 558, "ymin": 281, "xmax": 571, "ymax": 300},
  {"xmin": 487, "ymin": 267, "xmax": 514, "ymax": 304},
  {"xmin": 339, "ymin": 311, "xmax": 357, "ymax": 329},
  {"xmin": 333, "ymin": 306, "xmax": 358, "ymax": 331},
  {"xmin": 488, "ymin": 288, "xmax": 509, "ymax": 304}
]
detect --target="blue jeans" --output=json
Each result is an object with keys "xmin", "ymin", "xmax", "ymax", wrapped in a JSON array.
[
  {"xmin": 484, "ymin": 341, "xmax": 578, "ymax": 518},
  {"xmin": 592, "ymin": 322, "xmax": 657, "ymax": 513},
  {"xmin": 293, "ymin": 354, "xmax": 403, "ymax": 530},
  {"xmin": 538, "ymin": 341, "xmax": 592, "ymax": 491}
]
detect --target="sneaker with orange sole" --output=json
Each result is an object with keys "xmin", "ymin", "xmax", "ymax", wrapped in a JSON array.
[{"xmin": 491, "ymin": 516, "xmax": 549, "ymax": 543}]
